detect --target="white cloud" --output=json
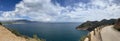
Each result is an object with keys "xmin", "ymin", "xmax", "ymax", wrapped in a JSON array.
[
  {"xmin": 0, "ymin": 0, "xmax": 65, "ymax": 22},
  {"xmin": 61, "ymin": 0, "xmax": 120, "ymax": 22},
  {"xmin": 0, "ymin": 0, "xmax": 120, "ymax": 22}
]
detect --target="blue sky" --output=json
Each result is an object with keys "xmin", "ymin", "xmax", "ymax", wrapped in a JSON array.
[
  {"xmin": 0, "ymin": 0, "xmax": 120, "ymax": 22},
  {"xmin": 51, "ymin": 0, "xmax": 90, "ymax": 7},
  {"xmin": 0, "ymin": 0, "xmax": 21, "ymax": 11}
]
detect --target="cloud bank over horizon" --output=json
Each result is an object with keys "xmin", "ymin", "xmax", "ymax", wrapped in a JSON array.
[{"xmin": 0, "ymin": 0, "xmax": 120, "ymax": 22}]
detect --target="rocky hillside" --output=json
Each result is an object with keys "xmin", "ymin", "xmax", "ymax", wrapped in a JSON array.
[
  {"xmin": 0, "ymin": 22, "xmax": 44, "ymax": 41},
  {"xmin": 0, "ymin": 25, "xmax": 26, "ymax": 41},
  {"xmin": 76, "ymin": 19, "xmax": 117, "ymax": 31},
  {"xmin": 81, "ymin": 18, "xmax": 120, "ymax": 41}
]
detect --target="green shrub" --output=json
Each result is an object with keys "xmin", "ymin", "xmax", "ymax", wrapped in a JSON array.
[
  {"xmin": 0, "ymin": 22, "xmax": 2, "ymax": 25},
  {"xmin": 80, "ymin": 36, "xmax": 87, "ymax": 41},
  {"xmin": 31, "ymin": 34, "xmax": 45, "ymax": 41},
  {"xmin": 7, "ymin": 28, "xmax": 22, "ymax": 36}
]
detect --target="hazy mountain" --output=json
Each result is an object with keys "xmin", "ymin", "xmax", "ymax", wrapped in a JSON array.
[{"xmin": 0, "ymin": 19, "xmax": 39, "ymax": 24}]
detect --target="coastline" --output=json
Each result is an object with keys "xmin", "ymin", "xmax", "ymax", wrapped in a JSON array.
[{"xmin": 0, "ymin": 25, "xmax": 45, "ymax": 41}]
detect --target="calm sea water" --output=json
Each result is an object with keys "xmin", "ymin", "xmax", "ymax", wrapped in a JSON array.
[{"xmin": 4, "ymin": 23, "xmax": 88, "ymax": 41}]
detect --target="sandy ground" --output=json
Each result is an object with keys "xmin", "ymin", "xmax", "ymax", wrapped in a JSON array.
[
  {"xmin": 0, "ymin": 25, "xmax": 26, "ymax": 41},
  {"xmin": 101, "ymin": 25, "xmax": 120, "ymax": 41}
]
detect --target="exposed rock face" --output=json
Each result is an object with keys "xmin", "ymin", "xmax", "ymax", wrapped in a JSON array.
[{"xmin": 114, "ymin": 18, "xmax": 120, "ymax": 31}]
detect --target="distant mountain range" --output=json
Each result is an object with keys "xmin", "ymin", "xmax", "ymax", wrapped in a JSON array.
[
  {"xmin": 0, "ymin": 19, "xmax": 38, "ymax": 24},
  {"xmin": 11, "ymin": 20, "xmax": 38, "ymax": 23},
  {"xmin": 0, "ymin": 19, "xmax": 81, "ymax": 24}
]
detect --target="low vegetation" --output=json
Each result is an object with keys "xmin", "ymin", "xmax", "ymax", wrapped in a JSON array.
[
  {"xmin": 80, "ymin": 36, "xmax": 88, "ymax": 41},
  {"xmin": 6, "ymin": 28, "xmax": 23, "ymax": 37},
  {"xmin": 26, "ymin": 34, "xmax": 45, "ymax": 41},
  {"xmin": 0, "ymin": 22, "xmax": 2, "ymax": 25},
  {"xmin": 7, "ymin": 28, "xmax": 45, "ymax": 41}
]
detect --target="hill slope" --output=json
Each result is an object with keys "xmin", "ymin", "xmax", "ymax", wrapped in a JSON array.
[
  {"xmin": 0, "ymin": 25, "xmax": 44, "ymax": 41},
  {"xmin": 0, "ymin": 25, "xmax": 26, "ymax": 41}
]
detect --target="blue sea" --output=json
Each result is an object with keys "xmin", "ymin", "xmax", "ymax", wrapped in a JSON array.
[{"xmin": 4, "ymin": 23, "xmax": 88, "ymax": 41}]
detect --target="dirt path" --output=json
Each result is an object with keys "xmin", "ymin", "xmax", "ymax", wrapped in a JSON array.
[
  {"xmin": 0, "ymin": 25, "xmax": 26, "ymax": 41},
  {"xmin": 101, "ymin": 25, "xmax": 120, "ymax": 41}
]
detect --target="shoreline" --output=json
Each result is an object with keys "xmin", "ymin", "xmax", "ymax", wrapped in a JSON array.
[{"xmin": 0, "ymin": 25, "xmax": 45, "ymax": 41}]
